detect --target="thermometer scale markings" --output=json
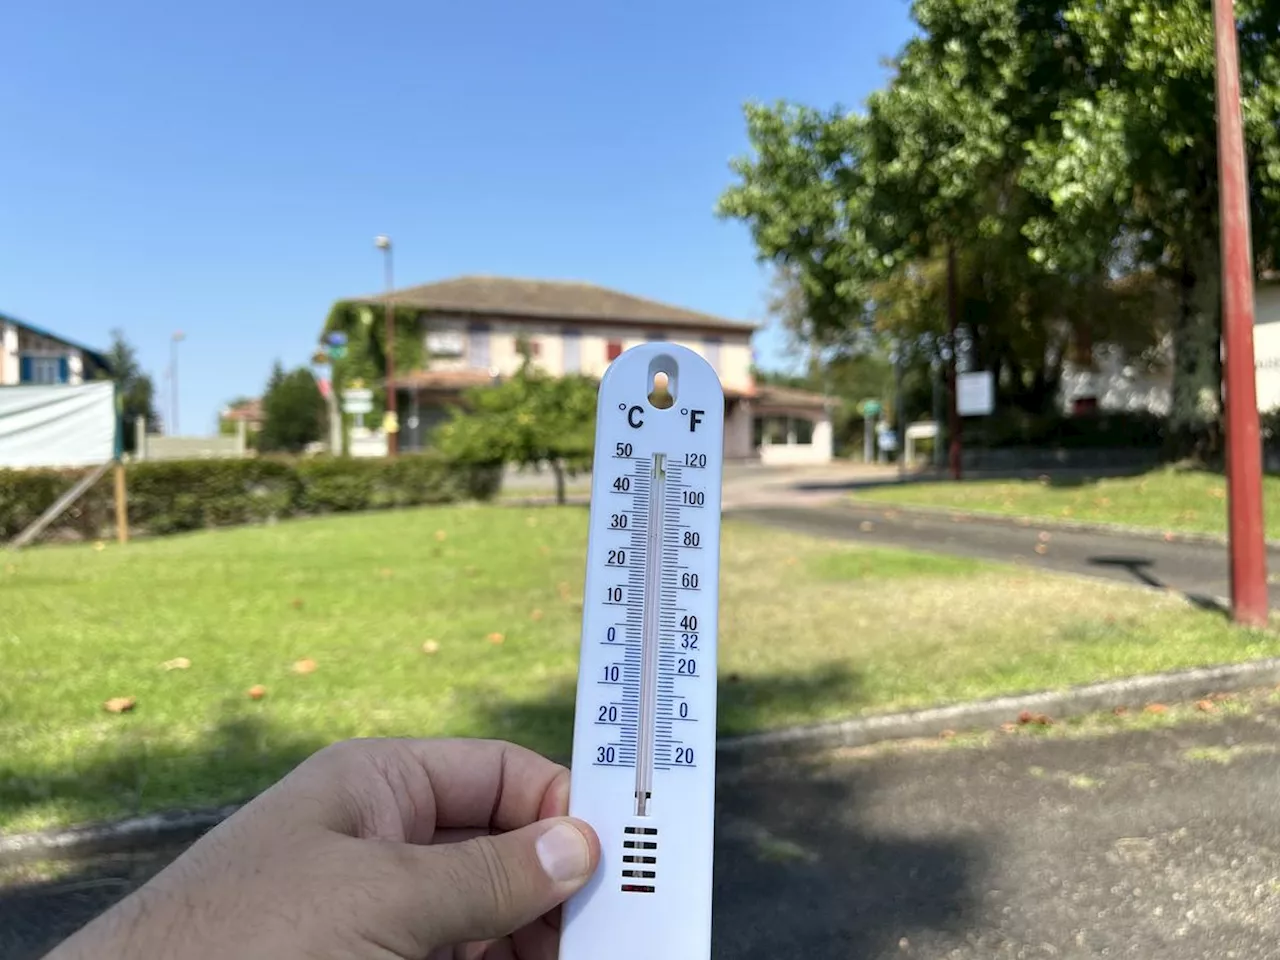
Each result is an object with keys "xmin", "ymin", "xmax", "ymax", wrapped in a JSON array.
[{"xmin": 595, "ymin": 456, "xmax": 697, "ymax": 775}]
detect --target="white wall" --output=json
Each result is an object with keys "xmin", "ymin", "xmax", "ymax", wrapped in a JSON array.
[
  {"xmin": 1254, "ymin": 283, "xmax": 1280, "ymax": 411},
  {"xmin": 419, "ymin": 314, "xmax": 753, "ymax": 388},
  {"xmin": 759, "ymin": 419, "xmax": 833, "ymax": 466},
  {"xmin": 0, "ymin": 321, "xmax": 18, "ymax": 385}
]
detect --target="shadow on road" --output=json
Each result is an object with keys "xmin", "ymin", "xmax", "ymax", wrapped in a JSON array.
[
  {"xmin": 1087, "ymin": 554, "xmax": 1229, "ymax": 615},
  {"xmin": 714, "ymin": 750, "xmax": 984, "ymax": 959},
  {"xmin": 475, "ymin": 665, "xmax": 985, "ymax": 958}
]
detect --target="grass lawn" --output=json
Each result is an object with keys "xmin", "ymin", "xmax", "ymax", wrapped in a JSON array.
[
  {"xmin": 2, "ymin": 505, "xmax": 1277, "ymax": 833},
  {"xmin": 856, "ymin": 467, "xmax": 1280, "ymax": 539}
]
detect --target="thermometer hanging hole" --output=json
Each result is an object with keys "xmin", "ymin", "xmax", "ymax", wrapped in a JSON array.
[{"xmin": 646, "ymin": 356, "xmax": 678, "ymax": 409}]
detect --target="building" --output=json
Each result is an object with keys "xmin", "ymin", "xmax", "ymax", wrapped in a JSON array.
[
  {"xmin": 1060, "ymin": 274, "xmax": 1280, "ymax": 416},
  {"xmin": 338, "ymin": 277, "xmax": 833, "ymax": 462},
  {"xmin": 0, "ymin": 313, "xmax": 110, "ymax": 386}
]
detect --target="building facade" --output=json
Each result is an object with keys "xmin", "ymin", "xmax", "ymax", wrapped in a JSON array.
[
  {"xmin": 337, "ymin": 277, "xmax": 833, "ymax": 462},
  {"xmin": 0, "ymin": 313, "xmax": 109, "ymax": 387}
]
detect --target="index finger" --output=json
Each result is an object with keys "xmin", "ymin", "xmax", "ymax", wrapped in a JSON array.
[{"xmin": 301, "ymin": 738, "xmax": 571, "ymax": 841}]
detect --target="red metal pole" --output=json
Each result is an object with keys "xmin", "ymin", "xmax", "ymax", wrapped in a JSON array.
[
  {"xmin": 1214, "ymin": 0, "xmax": 1268, "ymax": 625},
  {"xmin": 947, "ymin": 243, "xmax": 962, "ymax": 481}
]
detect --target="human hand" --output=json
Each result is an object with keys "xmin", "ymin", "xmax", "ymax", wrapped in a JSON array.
[{"xmin": 46, "ymin": 739, "xmax": 601, "ymax": 960}]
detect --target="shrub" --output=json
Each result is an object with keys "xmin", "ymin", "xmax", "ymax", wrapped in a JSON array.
[{"xmin": 0, "ymin": 454, "xmax": 500, "ymax": 543}]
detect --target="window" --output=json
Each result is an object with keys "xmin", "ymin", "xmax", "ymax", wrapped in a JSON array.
[
  {"xmin": 753, "ymin": 415, "xmax": 816, "ymax": 446},
  {"xmin": 468, "ymin": 324, "xmax": 491, "ymax": 369},
  {"xmin": 606, "ymin": 340, "xmax": 623, "ymax": 361},
  {"xmin": 20, "ymin": 355, "xmax": 67, "ymax": 385},
  {"xmin": 563, "ymin": 329, "xmax": 581, "ymax": 373},
  {"xmin": 425, "ymin": 328, "xmax": 465, "ymax": 357},
  {"xmin": 703, "ymin": 337, "xmax": 722, "ymax": 370}
]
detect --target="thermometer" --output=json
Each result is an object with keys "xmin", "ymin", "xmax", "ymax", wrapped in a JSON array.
[{"xmin": 560, "ymin": 342, "xmax": 724, "ymax": 960}]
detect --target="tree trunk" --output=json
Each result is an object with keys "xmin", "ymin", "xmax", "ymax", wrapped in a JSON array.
[
  {"xmin": 1167, "ymin": 247, "xmax": 1223, "ymax": 462},
  {"xmin": 552, "ymin": 460, "xmax": 567, "ymax": 506}
]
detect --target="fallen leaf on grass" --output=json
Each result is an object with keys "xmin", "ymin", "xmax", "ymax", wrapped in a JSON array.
[
  {"xmin": 487, "ymin": 632, "xmax": 505, "ymax": 645},
  {"xmin": 999, "ymin": 722, "xmax": 1018, "ymax": 733},
  {"xmin": 104, "ymin": 696, "xmax": 136, "ymax": 714},
  {"xmin": 1112, "ymin": 706, "xmax": 1129, "ymax": 716},
  {"xmin": 290, "ymin": 598, "xmax": 304, "ymax": 610},
  {"xmin": 526, "ymin": 516, "xmax": 539, "ymax": 527},
  {"xmin": 883, "ymin": 510, "xmax": 899, "ymax": 520},
  {"xmin": 1037, "ymin": 531, "xmax": 1051, "ymax": 543},
  {"xmin": 1017, "ymin": 711, "xmax": 1053, "ymax": 726},
  {"xmin": 785, "ymin": 556, "xmax": 798, "ymax": 566},
  {"xmin": 1034, "ymin": 544, "xmax": 1048, "ymax": 555},
  {"xmin": 859, "ymin": 521, "xmax": 874, "ymax": 532},
  {"xmin": 434, "ymin": 530, "xmax": 448, "ymax": 542},
  {"xmin": 1195, "ymin": 699, "xmax": 1215, "ymax": 712},
  {"xmin": 530, "ymin": 608, "xmax": 544, "ymax": 621},
  {"xmin": 1144, "ymin": 703, "xmax": 1168, "ymax": 714},
  {"xmin": 4, "ymin": 564, "xmax": 16, "ymax": 575},
  {"xmin": 538, "ymin": 545, "xmax": 551, "ymax": 556},
  {"xmin": 557, "ymin": 581, "xmax": 572, "ymax": 601},
  {"xmin": 161, "ymin": 657, "xmax": 191, "ymax": 671},
  {"xmin": 378, "ymin": 568, "xmax": 394, "ymax": 579},
  {"xmin": 247, "ymin": 685, "xmax": 267, "ymax": 700},
  {"xmin": 422, "ymin": 640, "xmax": 440, "ymax": 655},
  {"xmin": 93, "ymin": 541, "xmax": 106, "ymax": 552},
  {"xmin": 1163, "ymin": 532, "xmax": 1176, "ymax": 543},
  {"xmin": 938, "ymin": 729, "xmax": 956, "ymax": 740},
  {"xmin": 1209, "ymin": 691, "xmax": 1237, "ymax": 703},
  {"xmin": 293, "ymin": 658, "xmax": 317, "ymax": 675}
]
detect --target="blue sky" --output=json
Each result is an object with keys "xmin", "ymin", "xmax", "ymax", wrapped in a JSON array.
[{"xmin": 2, "ymin": 0, "xmax": 914, "ymax": 430}]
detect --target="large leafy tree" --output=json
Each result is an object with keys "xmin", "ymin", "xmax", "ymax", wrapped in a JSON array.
[
  {"xmin": 259, "ymin": 363, "xmax": 326, "ymax": 453},
  {"xmin": 720, "ymin": 0, "xmax": 1279, "ymax": 450},
  {"xmin": 434, "ymin": 343, "xmax": 597, "ymax": 504},
  {"xmin": 1020, "ymin": 0, "xmax": 1280, "ymax": 451},
  {"xmin": 103, "ymin": 329, "xmax": 160, "ymax": 452}
]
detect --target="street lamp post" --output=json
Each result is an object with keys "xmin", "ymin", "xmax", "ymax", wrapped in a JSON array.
[
  {"xmin": 170, "ymin": 331, "xmax": 185, "ymax": 435},
  {"xmin": 375, "ymin": 235, "xmax": 398, "ymax": 457}
]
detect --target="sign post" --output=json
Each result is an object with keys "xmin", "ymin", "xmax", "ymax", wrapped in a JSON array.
[
  {"xmin": 341, "ymin": 387, "xmax": 374, "ymax": 430},
  {"xmin": 860, "ymin": 399, "xmax": 882, "ymax": 464}
]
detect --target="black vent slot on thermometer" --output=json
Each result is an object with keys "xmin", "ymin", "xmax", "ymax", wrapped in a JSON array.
[{"xmin": 560, "ymin": 344, "xmax": 723, "ymax": 960}]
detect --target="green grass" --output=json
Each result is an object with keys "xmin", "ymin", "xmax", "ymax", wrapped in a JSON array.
[
  {"xmin": 856, "ymin": 467, "xmax": 1280, "ymax": 538},
  {"xmin": 2, "ymin": 505, "xmax": 1276, "ymax": 832}
]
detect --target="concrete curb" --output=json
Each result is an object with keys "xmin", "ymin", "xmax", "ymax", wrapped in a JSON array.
[
  {"xmin": 844, "ymin": 498, "xmax": 1280, "ymax": 549},
  {"xmin": 6, "ymin": 658, "xmax": 1280, "ymax": 861},
  {"xmin": 718, "ymin": 656, "xmax": 1280, "ymax": 757}
]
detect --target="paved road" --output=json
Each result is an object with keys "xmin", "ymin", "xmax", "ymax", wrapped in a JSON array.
[
  {"xmin": 733, "ymin": 502, "xmax": 1280, "ymax": 610},
  {"xmin": 6, "ymin": 707, "xmax": 1280, "ymax": 959}
]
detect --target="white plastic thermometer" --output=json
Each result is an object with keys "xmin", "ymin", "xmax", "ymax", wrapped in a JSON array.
[{"xmin": 560, "ymin": 342, "xmax": 724, "ymax": 960}]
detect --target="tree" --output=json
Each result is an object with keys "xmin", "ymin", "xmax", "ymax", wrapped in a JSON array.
[
  {"xmin": 103, "ymin": 329, "xmax": 160, "ymax": 452},
  {"xmin": 1018, "ymin": 0, "xmax": 1280, "ymax": 453},
  {"xmin": 719, "ymin": 0, "xmax": 1272, "ymax": 453},
  {"xmin": 434, "ymin": 345, "xmax": 597, "ymax": 504},
  {"xmin": 259, "ymin": 363, "xmax": 326, "ymax": 454}
]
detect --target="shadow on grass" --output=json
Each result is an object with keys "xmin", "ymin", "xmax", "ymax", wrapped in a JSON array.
[
  {"xmin": 476, "ymin": 664, "xmax": 871, "ymax": 761},
  {"xmin": 0, "ymin": 713, "xmax": 325, "ymax": 843},
  {"xmin": 2, "ymin": 666, "xmax": 984, "ymax": 960}
]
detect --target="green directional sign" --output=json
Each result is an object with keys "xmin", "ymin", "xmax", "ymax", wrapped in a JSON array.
[{"xmin": 860, "ymin": 399, "xmax": 882, "ymax": 417}]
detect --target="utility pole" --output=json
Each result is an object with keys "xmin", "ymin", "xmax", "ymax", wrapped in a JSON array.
[
  {"xmin": 946, "ymin": 244, "xmax": 962, "ymax": 481},
  {"xmin": 375, "ymin": 235, "xmax": 398, "ymax": 457},
  {"xmin": 1213, "ymin": 0, "xmax": 1268, "ymax": 625}
]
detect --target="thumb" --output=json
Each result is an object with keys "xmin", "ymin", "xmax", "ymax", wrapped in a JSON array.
[{"xmin": 408, "ymin": 817, "xmax": 600, "ymax": 949}]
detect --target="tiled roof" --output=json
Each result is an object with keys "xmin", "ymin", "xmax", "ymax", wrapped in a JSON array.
[{"xmin": 352, "ymin": 276, "xmax": 755, "ymax": 332}]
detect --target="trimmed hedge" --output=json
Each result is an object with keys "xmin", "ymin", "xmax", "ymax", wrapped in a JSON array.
[{"xmin": 0, "ymin": 455, "xmax": 501, "ymax": 542}]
